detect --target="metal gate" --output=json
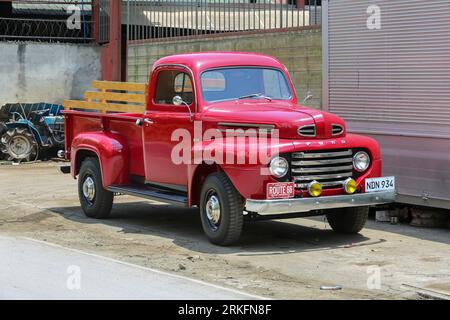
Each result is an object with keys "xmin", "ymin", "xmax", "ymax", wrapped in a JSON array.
[
  {"xmin": 124, "ymin": 0, "xmax": 321, "ymax": 41},
  {"xmin": 323, "ymin": 0, "xmax": 450, "ymax": 209}
]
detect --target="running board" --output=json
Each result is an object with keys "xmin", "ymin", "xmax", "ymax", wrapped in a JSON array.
[{"xmin": 108, "ymin": 185, "xmax": 188, "ymax": 207}]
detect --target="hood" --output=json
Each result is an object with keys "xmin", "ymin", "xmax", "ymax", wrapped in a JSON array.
[{"xmin": 199, "ymin": 100, "xmax": 346, "ymax": 140}]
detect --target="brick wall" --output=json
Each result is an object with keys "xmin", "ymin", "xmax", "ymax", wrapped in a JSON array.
[{"xmin": 128, "ymin": 27, "xmax": 322, "ymax": 108}]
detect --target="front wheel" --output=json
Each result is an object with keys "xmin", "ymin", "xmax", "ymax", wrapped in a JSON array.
[
  {"xmin": 326, "ymin": 207, "xmax": 369, "ymax": 234},
  {"xmin": 200, "ymin": 173, "xmax": 244, "ymax": 246},
  {"xmin": 78, "ymin": 157, "xmax": 113, "ymax": 219}
]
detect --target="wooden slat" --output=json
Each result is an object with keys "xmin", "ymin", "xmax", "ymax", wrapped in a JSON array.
[
  {"xmin": 64, "ymin": 100, "xmax": 145, "ymax": 114},
  {"xmin": 99, "ymin": 88, "xmax": 107, "ymax": 114},
  {"xmin": 64, "ymin": 80, "xmax": 148, "ymax": 114},
  {"xmin": 84, "ymin": 91, "xmax": 146, "ymax": 104},
  {"xmin": 92, "ymin": 80, "xmax": 148, "ymax": 92}
]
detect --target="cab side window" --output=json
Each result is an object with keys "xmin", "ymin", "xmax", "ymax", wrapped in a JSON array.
[{"xmin": 154, "ymin": 70, "xmax": 194, "ymax": 105}]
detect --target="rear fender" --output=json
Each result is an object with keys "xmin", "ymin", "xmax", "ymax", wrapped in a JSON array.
[{"xmin": 71, "ymin": 131, "xmax": 130, "ymax": 187}]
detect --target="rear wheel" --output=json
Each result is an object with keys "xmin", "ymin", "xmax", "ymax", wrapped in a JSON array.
[
  {"xmin": 78, "ymin": 157, "xmax": 113, "ymax": 219},
  {"xmin": 0, "ymin": 127, "xmax": 38, "ymax": 162},
  {"xmin": 0, "ymin": 123, "xmax": 6, "ymax": 136},
  {"xmin": 326, "ymin": 207, "xmax": 369, "ymax": 234},
  {"xmin": 200, "ymin": 173, "xmax": 244, "ymax": 246},
  {"xmin": 0, "ymin": 123, "xmax": 6, "ymax": 160}
]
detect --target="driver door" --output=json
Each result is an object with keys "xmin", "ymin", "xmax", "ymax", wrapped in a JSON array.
[{"xmin": 142, "ymin": 67, "xmax": 195, "ymax": 190}]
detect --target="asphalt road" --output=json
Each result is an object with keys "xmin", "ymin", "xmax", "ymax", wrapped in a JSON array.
[{"xmin": 0, "ymin": 235, "xmax": 260, "ymax": 300}]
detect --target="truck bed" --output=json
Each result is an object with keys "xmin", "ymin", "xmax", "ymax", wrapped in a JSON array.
[{"xmin": 63, "ymin": 80, "xmax": 149, "ymax": 179}]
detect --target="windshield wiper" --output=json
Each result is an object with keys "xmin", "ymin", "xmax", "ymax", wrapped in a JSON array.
[{"xmin": 237, "ymin": 93, "xmax": 273, "ymax": 101}]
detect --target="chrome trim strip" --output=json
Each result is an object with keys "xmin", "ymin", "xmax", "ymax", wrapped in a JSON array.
[
  {"xmin": 293, "ymin": 172, "xmax": 353, "ymax": 181},
  {"xmin": 218, "ymin": 122, "xmax": 275, "ymax": 130},
  {"xmin": 292, "ymin": 164, "xmax": 354, "ymax": 173},
  {"xmin": 296, "ymin": 180, "xmax": 346, "ymax": 188},
  {"xmin": 292, "ymin": 150, "xmax": 352, "ymax": 158},
  {"xmin": 246, "ymin": 191, "xmax": 396, "ymax": 215},
  {"xmin": 292, "ymin": 158, "xmax": 353, "ymax": 166}
]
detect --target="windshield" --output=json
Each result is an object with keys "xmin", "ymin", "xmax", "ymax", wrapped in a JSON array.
[{"xmin": 201, "ymin": 68, "xmax": 292, "ymax": 103}]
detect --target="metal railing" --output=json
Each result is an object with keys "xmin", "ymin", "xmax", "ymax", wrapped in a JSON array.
[
  {"xmin": 125, "ymin": 0, "xmax": 321, "ymax": 42},
  {"xmin": 98, "ymin": 0, "xmax": 110, "ymax": 43},
  {"xmin": 0, "ymin": 17, "xmax": 93, "ymax": 42},
  {"xmin": 0, "ymin": 0, "xmax": 93, "ymax": 42}
]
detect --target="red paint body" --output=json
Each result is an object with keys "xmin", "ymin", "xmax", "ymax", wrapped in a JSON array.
[{"xmin": 64, "ymin": 52, "xmax": 382, "ymax": 206}]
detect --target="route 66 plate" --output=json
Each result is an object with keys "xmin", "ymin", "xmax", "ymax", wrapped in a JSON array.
[
  {"xmin": 365, "ymin": 176, "xmax": 395, "ymax": 193},
  {"xmin": 267, "ymin": 182, "xmax": 296, "ymax": 199}
]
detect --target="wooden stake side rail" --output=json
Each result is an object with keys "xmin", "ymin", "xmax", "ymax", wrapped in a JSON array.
[{"xmin": 64, "ymin": 80, "xmax": 148, "ymax": 114}]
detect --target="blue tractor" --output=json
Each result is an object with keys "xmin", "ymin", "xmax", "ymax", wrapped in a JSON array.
[{"xmin": 0, "ymin": 103, "xmax": 65, "ymax": 162}]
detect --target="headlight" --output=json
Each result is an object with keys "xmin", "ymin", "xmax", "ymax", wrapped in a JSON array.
[
  {"xmin": 353, "ymin": 151, "xmax": 370, "ymax": 172},
  {"xmin": 269, "ymin": 157, "xmax": 289, "ymax": 178}
]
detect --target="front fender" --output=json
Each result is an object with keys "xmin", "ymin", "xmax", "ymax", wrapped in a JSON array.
[
  {"xmin": 190, "ymin": 139, "xmax": 294, "ymax": 200},
  {"xmin": 71, "ymin": 131, "xmax": 129, "ymax": 187},
  {"xmin": 191, "ymin": 134, "xmax": 383, "ymax": 200}
]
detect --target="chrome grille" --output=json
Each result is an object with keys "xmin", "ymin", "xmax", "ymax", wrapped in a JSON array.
[
  {"xmin": 291, "ymin": 149, "xmax": 354, "ymax": 189},
  {"xmin": 298, "ymin": 125, "xmax": 316, "ymax": 137}
]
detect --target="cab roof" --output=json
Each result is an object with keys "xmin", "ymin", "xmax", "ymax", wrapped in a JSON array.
[{"xmin": 152, "ymin": 52, "xmax": 285, "ymax": 73}]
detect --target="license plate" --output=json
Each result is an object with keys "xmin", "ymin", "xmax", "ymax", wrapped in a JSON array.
[
  {"xmin": 365, "ymin": 176, "xmax": 395, "ymax": 193},
  {"xmin": 267, "ymin": 182, "xmax": 296, "ymax": 199}
]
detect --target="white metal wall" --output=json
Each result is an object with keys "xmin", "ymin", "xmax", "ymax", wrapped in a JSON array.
[
  {"xmin": 326, "ymin": 0, "xmax": 450, "ymax": 138},
  {"xmin": 324, "ymin": 0, "xmax": 450, "ymax": 208}
]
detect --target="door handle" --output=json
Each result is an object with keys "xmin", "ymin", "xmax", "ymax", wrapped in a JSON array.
[{"xmin": 136, "ymin": 118, "xmax": 153, "ymax": 126}]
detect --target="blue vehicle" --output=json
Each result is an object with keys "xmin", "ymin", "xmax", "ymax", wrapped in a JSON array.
[{"xmin": 0, "ymin": 103, "xmax": 64, "ymax": 162}]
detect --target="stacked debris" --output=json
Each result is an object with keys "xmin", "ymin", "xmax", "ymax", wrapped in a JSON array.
[{"xmin": 0, "ymin": 103, "xmax": 65, "ymax": 162}]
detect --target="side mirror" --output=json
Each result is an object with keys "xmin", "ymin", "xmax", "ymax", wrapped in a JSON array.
[
  {"xmin": 172, "ymin": 95, "xmax": 193, "ymax": 122},
  {"xmin": 172, "ymin": 95, "xmax": 184, "ymax": 106},
  {"xmin": 302, "ymin": 91, "xmax": 314, "ymax": 105}
]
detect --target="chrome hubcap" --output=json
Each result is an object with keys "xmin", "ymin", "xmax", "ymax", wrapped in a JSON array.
[
  {"xmin": 82, "ymin": 176, "xmax": 96, "ymax": 202},
  {"xmin": 206, "ymin": 194, "xmax": 221, "ymax": 228}
]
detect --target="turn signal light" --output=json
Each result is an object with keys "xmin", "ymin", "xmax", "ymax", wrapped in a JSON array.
[
  {"xmin": 308, "ymin": 181, "xmax": 323, "ymax": 197},
  {"xmin": 344, "ymin": 178, "xmax": 357, "ymax": 194}
]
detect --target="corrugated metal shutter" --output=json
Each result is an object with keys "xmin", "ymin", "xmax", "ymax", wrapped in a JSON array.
[{"xmin": 327, "ymin": 0, "xmax": 450, "ymax": 138}]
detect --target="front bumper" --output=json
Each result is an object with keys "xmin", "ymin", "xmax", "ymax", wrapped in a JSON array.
[{"xmin": 245, "ymin": 191, "xmax": 396, "ymax": 215}]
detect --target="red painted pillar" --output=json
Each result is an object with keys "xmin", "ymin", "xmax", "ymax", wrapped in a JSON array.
[
  {"xmin": 91, "ymin": 0, "xmax": 99, "ymax": 43},
  {"xmin": 101, "ymin": 0, "xmax": 122, "ymax": 81}
]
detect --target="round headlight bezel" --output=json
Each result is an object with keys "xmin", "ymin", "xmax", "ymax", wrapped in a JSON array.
[
  {"xmin": 269, "ymin": 156, "xmax": 289, "ymax": 179},
  {"xmin": 353, "ymin": 151, "xmax": 371, "ymax": 173}
]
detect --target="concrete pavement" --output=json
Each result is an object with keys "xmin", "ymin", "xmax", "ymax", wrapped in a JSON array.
[{"xmin": 0, "ymin": 236, "xmax": 261, "ymax": 300}]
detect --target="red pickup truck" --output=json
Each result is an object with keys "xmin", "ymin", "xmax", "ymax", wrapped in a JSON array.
[{"xmin": 62, "ymin": 52, "xmax": 396, "ymax": 246}]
